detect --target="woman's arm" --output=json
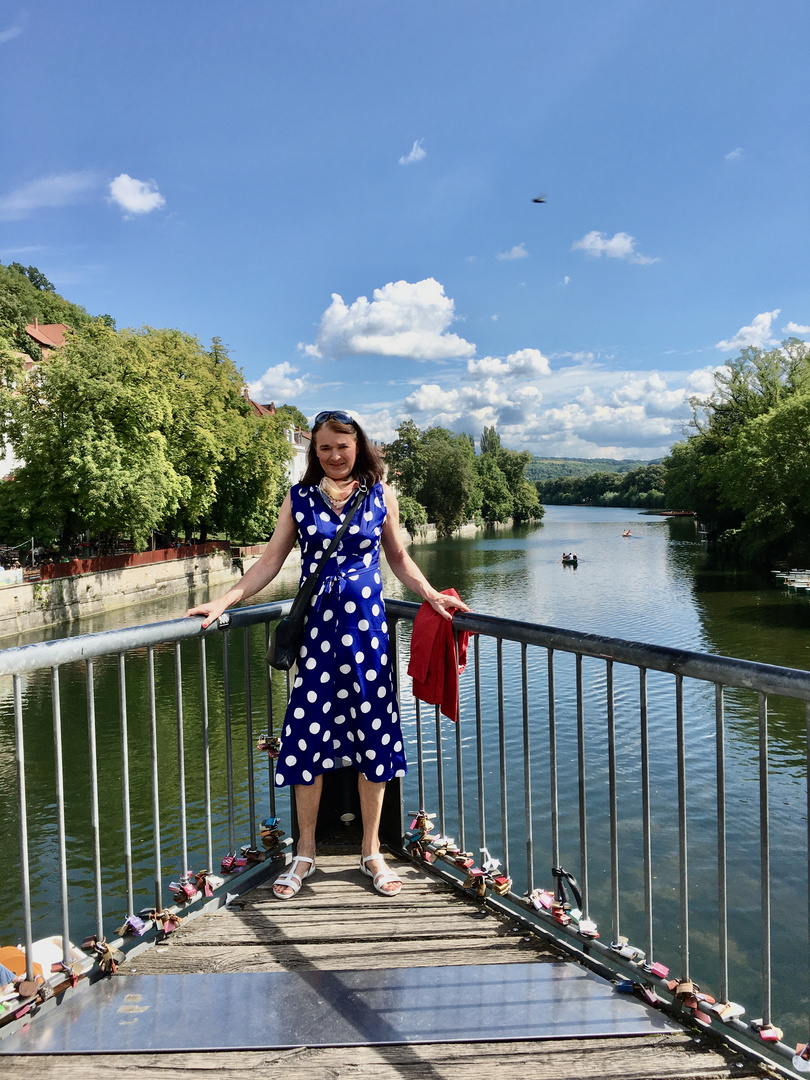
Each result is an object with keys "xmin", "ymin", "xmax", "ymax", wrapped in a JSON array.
[
  {"xmin": 380, "ymin": 483, "xmax": 470, "ymax": 621},
  {"xmin": 185, "ymin": 491, "xmax": 298, "ymax": 627}
]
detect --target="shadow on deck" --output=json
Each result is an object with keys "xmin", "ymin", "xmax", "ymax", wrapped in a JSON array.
[{"xmin": 1, "ymin": 852, "xmax": 756, "ymax": 1079}]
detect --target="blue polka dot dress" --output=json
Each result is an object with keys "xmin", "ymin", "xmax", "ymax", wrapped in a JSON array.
[{"xmin": 274, "ymin": 481, "xmax": 407, "ymax": 789}]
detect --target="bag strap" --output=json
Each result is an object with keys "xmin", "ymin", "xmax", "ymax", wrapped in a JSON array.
[{"xmin": 292, "ymin": 479, "xmax": 369, "ymax": 608}]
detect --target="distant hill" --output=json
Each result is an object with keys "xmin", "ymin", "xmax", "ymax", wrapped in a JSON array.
[{"xmin": 526, "ymin": 456, "xmax": 664, "ymax": 482}]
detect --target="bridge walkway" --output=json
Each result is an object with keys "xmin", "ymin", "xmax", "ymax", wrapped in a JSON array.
[{"xmin": 1, "ymin": 852, "xmax": 756, "ymax": 1079}]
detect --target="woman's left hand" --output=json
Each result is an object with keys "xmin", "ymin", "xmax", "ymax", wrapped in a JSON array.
[{"xmin": 427, "ymin": 591, "xmax": 471, "ymax": 621}]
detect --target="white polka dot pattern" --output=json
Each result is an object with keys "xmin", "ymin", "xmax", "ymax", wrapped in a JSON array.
[{"xmin": 274, "ymin": 482, "xmax": 407, "ymax": 789}]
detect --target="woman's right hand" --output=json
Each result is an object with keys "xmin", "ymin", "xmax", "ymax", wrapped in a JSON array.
[{"xmin": 184, "ymin": 597, "xmax": 232, "ymax": 629}]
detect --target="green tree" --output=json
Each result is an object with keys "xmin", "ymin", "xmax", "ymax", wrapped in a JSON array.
[
  {"xmin": 385, "ymin": 419, "xmax": 428, "ymax": 499},
  {"xmin": 664, "ymin": 339, "xmax": 810, "ymax": 555},
  {"xmin": 0, "ymin": 322, "xmax": 294, "ymax": 550},
  {"xmin": 477, "ymin": 454, "xmax": 513, "ymax": 523},
  {"xmin": 0, "ymin": 320, "xmax": 186, "ymax": 550},
  {"xmin": 397, "ymin": 495, "xmax": 428, "ymax": 533},
  {"xmin": 480, "ymin": 425, "xmax": 501, "ymax": 456},
  {"xmin": 420, "ymin": 435, "xmax": 477, "ymax": 535},
  {"xmin": 276, "ymin": 403, "xmax": 310, "ymax": 430}
]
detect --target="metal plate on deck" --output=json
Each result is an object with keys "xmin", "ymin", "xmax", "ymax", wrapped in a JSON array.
[{"xmin": 0, "ymin": 962, "xmax": 678, "ymax": 1054}]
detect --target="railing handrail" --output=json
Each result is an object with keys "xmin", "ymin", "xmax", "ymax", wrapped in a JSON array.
[
  {"xmin": 387, "ymin": 600, "xmax": 810, "ymax": 700},
  {"xmin": 5, "ymin": 598, "xmax": 810, "ymax": 704}
]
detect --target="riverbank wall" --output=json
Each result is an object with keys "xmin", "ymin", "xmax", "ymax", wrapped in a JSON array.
[
  {"xmin": 0, "ymin": 549, "xmax": 246, "ymax": 640},
  {"xmin": 0, "ymin": 522, "xmax": 481, "ymax": 640}
]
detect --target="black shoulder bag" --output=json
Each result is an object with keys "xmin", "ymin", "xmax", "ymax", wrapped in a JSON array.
[{"xmin": 266, "ymin": 481, "xmax": 368, "ymax": 671}]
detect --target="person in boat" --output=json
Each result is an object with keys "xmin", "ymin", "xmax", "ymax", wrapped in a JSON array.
[{"xmin": 186, "ymin": 410, "xmax": 469, "ymax": 900}]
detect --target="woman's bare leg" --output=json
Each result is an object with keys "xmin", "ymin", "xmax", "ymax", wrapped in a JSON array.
[
  {"xmin": 358, "ymin": 774, "xmax": 400, "ymax": 894},
  {"xmin": 274, "ymin": 774, "xmax": 322, "ymax": 897}
]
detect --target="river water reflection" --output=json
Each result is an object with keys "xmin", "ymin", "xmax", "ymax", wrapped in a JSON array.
[{"xmin": 1, "ymin": 506, "xmax": 809, "ymax": 1031}]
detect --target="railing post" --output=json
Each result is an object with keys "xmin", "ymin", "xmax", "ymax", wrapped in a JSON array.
[
  {"xmin": 606, "ymin": 659, "xmax": 619, "ymax": 941},
  {"xmin": 118, "ymin": 655, "xmax": 134, "ymax": 917},
  {"xmin": 415, "ymin": 698, "xmax": 425, "ymax": 812},
  {"xmin": 715, "ymin": 683, "xmax": 729, "ymax": 1005},
  {"xmin": 200, "ymin": 637, "xmax": 213, "ymax": 872},
  {"xmin": 497, "ymin": 639, "xmax": 509, "ymax": 878},
  {"xmin": 548, "ymin": 648, "xmax": 559, "ymax": 870},
  {"xmin": 522, "ymin": 643, "xmax": 534, "ymax": 892},
  {"xmin": 265, "ymin": 623, "xmax": 276, "ymax": 819},
  {"xmin": 85, "ymin": 659, "xmax": 104, "ymax": 940},
  {"xmin": 51, "ymin": 667, "xmax": 71, "ymax": 964},
  {"xmin": 13, "ymin": 673, "xmax": 34, "ymax": 982},
  {"xmin": 435, "ymin": 705, "xmax": 445, "ymax": 836},
  {"xmin": 223, "ymin": 629, "xmax": 236, "ymax": 856},
  {"xmin": 147, "ymin": 645, "xmax": 163, "ymax": 909},
  {"xmin": 676, "ymin": 674, "xmax": 689, "ymax": 978},
  {"xmin": 639, "ymin": 667, "xmax": 653, "ymax": 958},
  {"xmin": 576, "ymin": 653, "xmax": 589, "ymax": 915},
  {"xmin": 454, "ymin": 630, "xmax": 465, "ymax": 853},
  {"xmin": 244, "ymin": 626, "xmax": 256, "ymax": 848},
  {"xmin": 474, "ymin": 635, "xmax": 486, "ymax": 862},
  {"xmin": 174, "ymin": 642, "xmax": 189, "ymax": 882},
  {"xmin": 759, "ymin": 691, "xmax": 772, "ymax": 1026}
]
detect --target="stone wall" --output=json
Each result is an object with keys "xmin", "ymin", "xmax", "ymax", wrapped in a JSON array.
[{"xmin": 0, "ymin": 550, "xmax": 242, "ymax": 640}]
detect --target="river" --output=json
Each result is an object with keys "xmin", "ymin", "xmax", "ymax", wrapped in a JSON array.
[{"xmin": 1, "ymin": 506, "xmax": 809, "ymax": 1029}]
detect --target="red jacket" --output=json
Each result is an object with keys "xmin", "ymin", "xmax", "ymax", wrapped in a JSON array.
[{"xmin": 407, "ymin": 589, "xmax": 470, "ymax": 723}]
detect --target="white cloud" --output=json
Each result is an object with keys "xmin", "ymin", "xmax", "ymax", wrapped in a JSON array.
[
  {"xmin": 572, "ymin": 230, "xmax": 658, "ymax": 265},
  {"xmin": 496, "ymin": 242, "xmax": 529, "ymax": 261},
  {"xmin": 684, "ymin": 366, "xmax": 724, "ymax": 397},
  {"xmin": 247, "ymin": 361, "xmax": 315, "ymax": 403},
  {"xmin": 109, "ymin": 174, "xmax": 166, "ymax": 215},
  {"xmin": 388, "ymin": 352, "xmax": 724, "ymax": 458},
  {"xmin": 0, "ymin": 171, "xmax": 97, "ymax": 221},
  {"xmin": 783, "ymin": 321, "xmax": 810, "ymax": 335},
  {"xmin": 0, "ymin": 26, "xmax": 22, "ymax": 44},
  {"xmin": 467, "ymin": 348, "xmax": 551, "ymax": 379},
  {"xmin": 715, "ymin": 309, "xmax": 780, "ymax": 351},
  {"xmin": 399, "ymin": 139, "xmax": 426, "ymax": 165},
  {"xmin": 300, "ymin": 278, "xmax": 475, "ymax": 361},
  {"xmin": 725, "ymin": 147, "xmax": 744, "ymax": 162}
]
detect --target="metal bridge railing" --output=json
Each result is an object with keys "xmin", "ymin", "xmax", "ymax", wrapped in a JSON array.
[{"xmin": 1, "ymin": 598, "xmax": 809, "ymax": 1073}]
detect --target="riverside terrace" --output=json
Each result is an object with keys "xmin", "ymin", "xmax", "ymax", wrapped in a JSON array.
[{"xmin": 0, "ymin": 598, "xmax": 809, "ymax": 1077}]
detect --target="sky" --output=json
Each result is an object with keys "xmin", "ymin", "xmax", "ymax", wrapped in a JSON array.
[{"xmin": 1, "ymin": 0, "xmax": 808, "ymax": 459}]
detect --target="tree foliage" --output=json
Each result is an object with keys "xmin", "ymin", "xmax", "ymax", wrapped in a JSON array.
[
  {"xmin": 275, "ymin": 403, "xmax": 310, "ymax": 430},
  {"xmin": 0, "ymin": 318, "xmax": 292, "ymax": 550},
  {"xmin": 664, "ymin": 339, "xmax": 810, "ymax": 561},
  {"xmin": 525, "ymin": 455, "xmax": 658, "ymax": 483},
  {"xmin": 385, "ymin": 421, "xmax": 543, "ymax": 535},
  {"xmin": 537, "ymin": 464, "xmax": 666, "ymax": 508},
  {"xmin": 0, "ymin": 261, "xmax": 94, "ymax": 362}
]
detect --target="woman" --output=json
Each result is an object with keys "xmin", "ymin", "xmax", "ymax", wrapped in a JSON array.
[{"xmin": 186, "ymin": 410, "xmax": 469, "ymax": 899}]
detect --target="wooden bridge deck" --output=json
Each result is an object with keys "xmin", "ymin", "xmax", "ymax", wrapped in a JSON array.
[{"xmin": 2, "ymin": 853, "xmax": 758, "ymax": 1078}]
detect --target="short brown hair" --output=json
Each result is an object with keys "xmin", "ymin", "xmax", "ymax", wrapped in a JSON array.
[{"xmin": 301, "ymin": 415, "xmax": 385, "ymax": 487}]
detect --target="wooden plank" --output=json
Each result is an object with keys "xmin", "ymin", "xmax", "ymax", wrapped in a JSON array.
[
  {"xmin": 0, "ymin": 1033, "xmax": 758, "ymax": 1078},
  {"xmin": 164, "ymin": 916, "xmax": 514, "ymax": 945},
  {"xmin": 121, "ymin": 938, "xmax": 554, "ymax": 974}
]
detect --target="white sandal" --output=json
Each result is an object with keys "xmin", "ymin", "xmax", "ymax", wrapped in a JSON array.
[
  {"xmin": 360, "ymin": 853, "xmax": 402, "ymax": 896},
  {"xmin": 272, "ymin": 855, "xmax": 315, "ymax": 899}
]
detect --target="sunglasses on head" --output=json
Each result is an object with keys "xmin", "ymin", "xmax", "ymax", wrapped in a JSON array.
[{"xmin": 314, "ymin": 410, "xmax": 355, "ymax": 427}]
